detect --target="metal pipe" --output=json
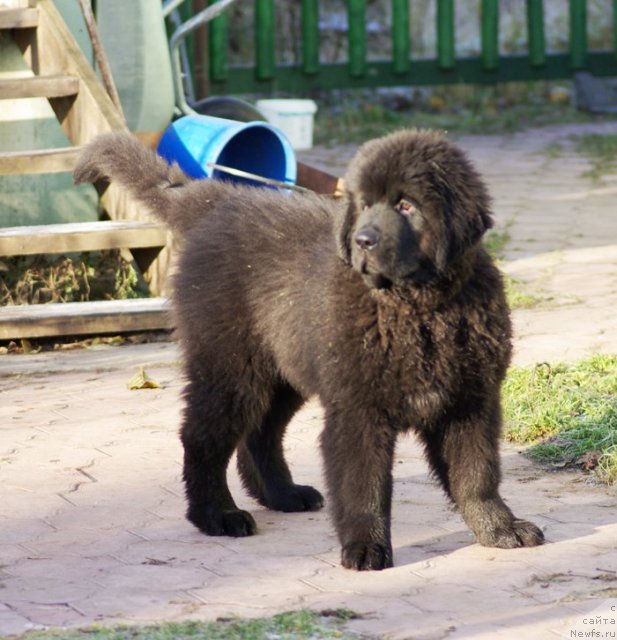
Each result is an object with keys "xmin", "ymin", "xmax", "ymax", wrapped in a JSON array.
[
  {"xmin": 169, "ymin": 0, "xmax": 239, "ymax": 114},
  {"xmin": 77, "ymin": 0, "xmax": 125, "ymax": 119},
  {"xmin": 162, "ymin": 0, "xmax": 187, "ymax": 19}
]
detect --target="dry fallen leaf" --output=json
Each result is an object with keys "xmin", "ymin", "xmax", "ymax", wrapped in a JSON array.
[{"xmin": 127, "ymin": 366, "xmax": 162, "ymax": 390}]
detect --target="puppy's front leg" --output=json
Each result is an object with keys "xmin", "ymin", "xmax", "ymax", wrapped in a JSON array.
[
  {"xmin": 434, "ymin": 401, "xmax": 544, "ymax": 549},
  {"xmin": 321, "ymin": 411, "xmax": 396, "ymax": 570}
]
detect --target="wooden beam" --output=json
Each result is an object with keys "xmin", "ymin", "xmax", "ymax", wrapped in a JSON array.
[
  {"xmin": 0, "ymin": 146, "xmax": 81, "ymax": 176},
  {"xmin": 296, "ymin": 161, "xmax": 344, "ymax": 196},
  {"xmin": 0, "ymin": 220, "xmax": 169, "ymax": 257},
  {"xmin": 32, "ymin": 0, "xmax": 173, "ymax": 295},
  {"xmin": 0, "ymin": 298, "xmax": 171, "ymax": 340},
  {"xmin": 34, "ymin": 0, "xmax": 126, "ymax": 143},
  {"xmin": 0, "ymin": 7, "xmax": 38, "ymax": 29},
  {"xmin": 0, "ymin": 74, "xmax": 79, "ymax": 99}
]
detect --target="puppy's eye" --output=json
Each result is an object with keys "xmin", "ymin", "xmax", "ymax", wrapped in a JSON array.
[{"xmin": 396, "ymin": 198, "xmax": 417, "ymax": 216}]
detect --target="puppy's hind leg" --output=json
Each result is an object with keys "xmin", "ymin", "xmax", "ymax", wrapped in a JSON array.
[
  {"xmin": 181, "ymin": 377, "xmax": 258, "ymax": 537},
  {"xmin": 236, "ymin": 383, "xmax": 324, "ymax": 513}
]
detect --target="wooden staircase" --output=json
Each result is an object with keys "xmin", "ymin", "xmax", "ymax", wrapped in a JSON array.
[{"xmin": 0, "ymin": 0, "xmax": 172, "ymax": 340}]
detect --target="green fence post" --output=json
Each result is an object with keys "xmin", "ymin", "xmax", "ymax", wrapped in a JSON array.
[
  {"xmin": 481, "ymin": 0, "xmax": 499, "ymax": 70},
  {"xmin": 348, "ymin": 0, "xmax": 366, "ymax": 77},
  {"xmin": 209, "ymin": 0, "xmax": 228, "ymax": 82},
  {"xmin": 437, "ymin": 0, "xmax": 455, "ymax": 70},
  {"xmin": 392, "ymin": 0, "xmax": 410, "ymax": 74},
  {"xmin": 301, "ymin": 0, "xmax": 319, "ymax": 74},
  {"xmin": 569, "ymin": 0, "xmax": 587, "ymax": 69},
  {"xmin": 526, "ymin": 0, "xmax": 546, "ymax": 67},
  {"xmin": 256, "ymin": 0, "xmax": 275, "ymax": 80},
  {"xmin": 613, "ymin": 0, "xmax": 617, "ymax": 59}
]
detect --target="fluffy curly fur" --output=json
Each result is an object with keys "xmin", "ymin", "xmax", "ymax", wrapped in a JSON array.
[{"xmin": 74, "ymin": 129, "xmax": 544, "ymax": 570}]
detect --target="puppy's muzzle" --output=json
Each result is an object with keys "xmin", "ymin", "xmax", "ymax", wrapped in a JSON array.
[{"xmin": 355, "ymin": 226, "xmax": 381, "ymax": 251}]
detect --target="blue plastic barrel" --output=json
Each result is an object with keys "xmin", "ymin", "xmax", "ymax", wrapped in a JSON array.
[{"xmin": 157, "ymin": 114, "xmax": 296, "ymax": 187}]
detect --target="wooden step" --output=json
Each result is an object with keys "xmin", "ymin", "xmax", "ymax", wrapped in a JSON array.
[
  {"xmin": 0, "ymin": 220, "xmax": 169, "ymax": 257},
  {"xmin": 0, "ymin": 146, "xmax": 82, "ymax": 175},
  {"xmin": 0, "ymin": 297, "xmax": 171, "ymax": 340},
  {"xmin": 0, "ymin": 7, "xmax": 38, "ymax": 29},
  {"xmin": 0, "ymin": 74, "xmax": 79, "ymax": 99}
]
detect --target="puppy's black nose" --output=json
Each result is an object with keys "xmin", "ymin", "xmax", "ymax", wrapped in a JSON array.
[{"xmin": 355, "ymin": 227, "xmax": 380, "ymax": 251}]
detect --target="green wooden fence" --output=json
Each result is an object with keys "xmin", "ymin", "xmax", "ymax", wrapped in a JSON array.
[{"xmin": 194, "ymin": 0, "xmax": 617, "ymax": 95}]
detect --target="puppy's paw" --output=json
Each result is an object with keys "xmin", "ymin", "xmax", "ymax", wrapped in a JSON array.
[
  {"xmin": 188, "ymin": 506, "xmax": 257, "ymax": 537},
  {"xmin": 341, "ymin": 542, "xmax": 393, "ymax": 571},
  {"xmin": 478, "ymin": 519, "xmax": 544, "ymax": 548},
  {"xmin": 266, "ymin": 484, "xmax": 325, "ymax": 513}
]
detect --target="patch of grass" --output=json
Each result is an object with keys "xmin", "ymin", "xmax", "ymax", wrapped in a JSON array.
[
  {"xmin": 543, "ymin": 141, "xmax": 565, "ymax": 159},
  {"xmin": 0, "ymin": 251, "xmax": 147, "ymax": 305},
  {"xmin": 504, "ymin": 275, "xmax": 546, "ymax": 310},
  {"xmin": 484, "ymin": 228, "xmax": 511, "ymax": 260},
  {"xmin": 11, "ymin": 610, "xmax": 364, "ymax": 640},
  {"xmin": 574, "ymin": 133, "xmax": 617, "ymax": 183},
  {"xmin": 503, "ymin": 354, "xmax": 617, "ymax": 481},
  {"xmin": 483, "ymin": 228, "xmax": 546, "ymax": 310}
]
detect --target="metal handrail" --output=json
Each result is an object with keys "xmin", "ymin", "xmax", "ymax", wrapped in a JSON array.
[{"xmin": 163, "ymin": 0, "xmax": 240, "ymax": 115}]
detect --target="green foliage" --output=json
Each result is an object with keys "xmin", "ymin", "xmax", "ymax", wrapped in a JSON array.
[
  {"xmin": 503, "ymin": 355, "xmax": 617, "ymax": 481},
  {"xmin": 11, "ymin": 610, "xmax": 362, "ymax": 640},
  {"xmin": 314, "ymin": 83, "xmax": 613, "ymax": 145}
]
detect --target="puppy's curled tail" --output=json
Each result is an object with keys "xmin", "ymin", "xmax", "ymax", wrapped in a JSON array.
[{"xmin": 74, "ymin": 132, "xmax": 223, "ymax": 235}]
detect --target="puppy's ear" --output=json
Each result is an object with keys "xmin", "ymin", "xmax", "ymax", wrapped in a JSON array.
[
  {"xmin": 334, "ymin": 194, "xmax": 355, "ymax": 264},
  {"xmin": 436, "ymin": 200, "xmax": 494, "ymax": 273}
]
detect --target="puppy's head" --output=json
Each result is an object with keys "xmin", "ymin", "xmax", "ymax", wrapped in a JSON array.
[{"xmin": 337, "ymin": 129, "xmax": 493, "ymax": 289}]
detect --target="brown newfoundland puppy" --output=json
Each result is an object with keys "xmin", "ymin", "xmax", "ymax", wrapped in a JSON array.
[{"xmin": 74, "ymin": 129, "xmax": 544, "ymax": 570}]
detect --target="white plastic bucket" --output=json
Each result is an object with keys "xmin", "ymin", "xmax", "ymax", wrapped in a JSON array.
[{"xmin": 256, "ymin": 99, "xmax": 318, "ymax": 151}]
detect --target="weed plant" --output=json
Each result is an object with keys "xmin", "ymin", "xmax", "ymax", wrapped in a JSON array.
[
  {"xmin": 574, "ymin": 133, "xmax": 617, "ymax": 183},
  {"xmin": 0, "ymin": 251, "xmax": 146, "ymax": 305}
]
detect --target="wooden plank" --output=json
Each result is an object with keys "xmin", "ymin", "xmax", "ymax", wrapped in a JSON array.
[
  {"xmin": 481, "ymin": 0, "xmax": 499, "ymax": 71},
  {"xmin": 34, "ymin": 0, "xmax": 126, "ymax": 143},
  {"xmin": 33, "ymin": 0, "xmax": 172, "ymax": 295},
  {"xmin": 0, "ymin": 7, "xmax": 38, "ymax": 29},
  {"xmin": 0, "ymin": 74, "xmax": 79, "ymax": 99},
  {"xmin": 0, "ymin": 297, "xmax": 171, "ymax": 340},
  {"xmin": 0, "ymin": 146, "xmax": 81, "ymax": 176},
  {"xmin": 0, "ymin": 221, "xmax": 169, "ymax": 257},
  {"xmin": 296, "ymin": 161, "xmax": 344, "ymax": 196},
  {"xmin": 347, "ymin": 0, "xmax": 367, "ymax": 77},
  {"xmin": 437, "ymin": 0, "xmax": 455, "ymax": 70},
  {"xmin": 255, "ymin": 0, "xmax": 275, "ymax": 80},
  {"xmin": 527, "ymin": 0, "xmax": 546, "ymax": 67},
  {"xmin": 301, "ymin": 0, "xmax": 319, "ymax": 75}
]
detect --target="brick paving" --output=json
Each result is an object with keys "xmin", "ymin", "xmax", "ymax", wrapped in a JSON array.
[{"xmin": 1, "ymin": 122, "xmax": 617, "ymax": 639}]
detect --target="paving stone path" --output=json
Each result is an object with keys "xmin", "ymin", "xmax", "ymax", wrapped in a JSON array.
[{"xmin": 1, "ymin": 122, "xmax": 616, "ymax": 639}]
